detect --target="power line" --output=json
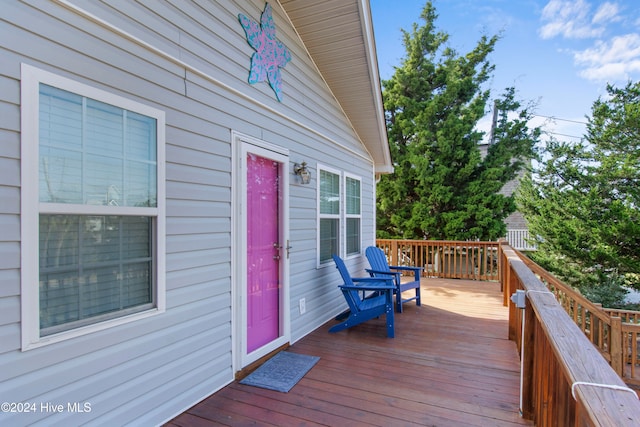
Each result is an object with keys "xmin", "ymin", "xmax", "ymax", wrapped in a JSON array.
[
  {"xmin": 532, "ymin": 114, "xmax": 588, "ymax": 125},
  {"xmin": 491, "ymin": 105, "xmax": 585, "ymax": 140},
  {"xmin": 545, "ymin": 131, "xmax": 583, "ymax": 140}
]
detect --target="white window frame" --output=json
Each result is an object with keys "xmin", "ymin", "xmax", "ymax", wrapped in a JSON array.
[
  {"xmin": 317, "ymin": 164, "xmax": 341, "ymax": 267},
  {"xmin": 344, "ymin": 173, "xmax": 362, "ymax": 258},
  {"xmin": 20, "ymin": 64, "xmax": 166, "ymax": 350}
]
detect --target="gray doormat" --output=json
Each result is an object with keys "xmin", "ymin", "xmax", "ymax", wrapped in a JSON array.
[{"xmin": 239, "ymin": 351, "xmax": 320, "ymax": 392}]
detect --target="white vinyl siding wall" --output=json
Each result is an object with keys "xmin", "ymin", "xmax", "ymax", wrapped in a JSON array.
[{"xmin": 0, "ymin": 0, "xmax": 377, "ymax": 425}]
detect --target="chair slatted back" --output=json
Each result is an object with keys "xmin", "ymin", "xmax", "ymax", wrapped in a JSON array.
[
  {"xmin": 366, "ymin": 246, "xmax": 390, "ymax": 272},
  {"xmin": 332, "ymin": 254, "xmax": 355, "ymax": 287},
  {"xmin": 332, "ymin": 254, "xmax": 361, "ymax": 310}
]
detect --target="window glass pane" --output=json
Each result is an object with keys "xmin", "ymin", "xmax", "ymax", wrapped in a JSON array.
[
  {"xmin": 127, "ymin": 111, "xmax": 157, "ymax": 162},
  {"xmin": 39, "ymin": 146, "xmax": 83, "ymax": 204},
  {"xmin": 85, "ymin": 99, "xmax": 124, "ymax": 158},
  {"xmin": 346, "ymin": 218, "xmax": 361, "ymax": 255},
  {"xmin": 39, "ymin": 84, "xmax": 83, "ymax": 151},
  {"xmin": 346, "ymin": 177, "xmax": 360, "ymax": 215},
  {"xmin": 320, "ymin": 170, "xmax": 340, "ymax": 214},
  {"xmin": 319, "ymin": 218, "xmax": 339, "ymax": 263},
  {"xmin": 39, "ymin": 85, "xmax": 83, "ymax": 204},
  {"xmin": 39, "ymin": 271, "xmax": 80, "ymax": 330},
  {"xmin": 85, "ymin": 153, "xmax": 123, "ymax": 206},
  {"xmin": 126, "ymin": 160, "xmax": 157, "ymax": 207},
  {"xmin": 39, "ymin": 214, "xmax": 153, "ymax": 334},
  {"xmin": 126, "ymin": 112, "xmax": 157, "ymax": 207},
  {"xmin": 40, "ymin": 215, "xmax": 80, "ymax": 269},
  {"xmin": 80, "ymin": 266, "xmax": 125, "ymax": 318},
  {"xmin": 38, "ymin": 85, "xmax": 157, "ymax": 207}
]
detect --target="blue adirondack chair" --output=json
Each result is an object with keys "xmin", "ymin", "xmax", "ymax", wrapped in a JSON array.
[
  {"xmin": 329, "ymin": 254, "xmax": 395, "ymax": 338},
  {"xmin": 365, "ymin": 246, "xmax": 423, "ymax": 313}
]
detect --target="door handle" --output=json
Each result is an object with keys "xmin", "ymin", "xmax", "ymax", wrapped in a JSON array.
[
  {"xmin": 273, "ymin": 241, "xmax": 292, "ymax": 259},
  {"xmin": 285, "ymin": 240, "xmax": 292, "ymax": 259}
]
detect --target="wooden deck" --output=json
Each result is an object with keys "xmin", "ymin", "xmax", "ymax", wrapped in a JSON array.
[{"xmin": 168, "ymin": 279, "xmax": 533, "ymax": 426}]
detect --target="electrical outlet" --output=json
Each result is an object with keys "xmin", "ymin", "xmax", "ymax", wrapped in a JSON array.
[{"xmin": 299, "ymin": 298, "xmax": 306, "ymax": 315}]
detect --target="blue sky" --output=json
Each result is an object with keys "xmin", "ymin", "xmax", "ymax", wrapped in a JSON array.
[{"xmin": 370, "ymin": 0, "xmax": 640, "ymax": 144}]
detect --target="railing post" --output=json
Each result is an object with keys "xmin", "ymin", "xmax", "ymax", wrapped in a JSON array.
[
  {"xmin": 521, "ymin": 295, "xmax": 536, "ymax": 420},
  {"xmin": 592, "ymin": 303, "xmax": 602, "ymax": 348},
  {"xmin": 507, "ymin": 264, "xmax": 519, "ymax": 342},
  {"xmin": 390, "ymin": 239, "xmax": 398, "ymax": 267},
  {"xmin": 611, "ymin": 316, "xmax": 623, "ymax": 377},
  {"xmin": 501, "ymin": 246, "xmax": 509, "ymax": 306}
]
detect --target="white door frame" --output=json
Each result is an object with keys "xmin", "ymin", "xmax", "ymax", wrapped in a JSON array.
[{"xmin": 231, "ymin": 131, "xmax": 290, "ymax": 370}]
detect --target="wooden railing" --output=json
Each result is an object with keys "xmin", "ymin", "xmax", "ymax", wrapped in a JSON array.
[
  {"xmin": 375, "ymin": 239, "xmax": 500, "ymax": 281},
  {"xmin": 375, "ymin": 239, "xmax": 640, "ymax": 423},
  {"xmin": 604, "ymin": 308, "xmax": 640, "ymax": 382},
  {"xmin": 501, "ymin": 245, "xmax": 640, "ymax": 426},
  {"xmin": 505, "ymin": 228, "xmax": 537, "ymax": 251},
  {"xmin": 605, "ymin": 309, "xmax": 640, "ymax": 324},
  {"xmin": 517, "ymin": 253, "xmax": 640, "ymax": 386}
]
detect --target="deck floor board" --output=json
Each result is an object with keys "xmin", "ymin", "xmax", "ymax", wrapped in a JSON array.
[{"xmin": 167, "ymin": 279, "xmax": 533, "ymax": 426}]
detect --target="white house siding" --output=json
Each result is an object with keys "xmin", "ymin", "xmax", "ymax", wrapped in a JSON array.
[{"xmin": 0, "ymin": 0, "xmax": 378, "ymax": 425}]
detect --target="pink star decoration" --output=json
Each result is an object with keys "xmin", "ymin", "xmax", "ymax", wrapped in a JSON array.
[{"xmin": 238, "ymin": 3, "xmax": 292, "ymax": 102}]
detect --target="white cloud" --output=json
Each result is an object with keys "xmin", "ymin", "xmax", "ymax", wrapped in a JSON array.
[
  {"xmin": 539, "ymin": 0, "xmax": 604, "ymax": 39},
  {"xmin": 538, "ymin": 1, "xmax": 639, "ymax": 83},
  {"xmin": 538, "ymin": 0, "xmax": 622, "ymax": 40},
  {"xmin": 574, "ymin": 34, "xmax": 640, "ymax": 81},
  {"xmin": 592, "ymin": 2, "xmax": 621, "ymax": 24},
  {"xmin": 579, "ymin": 61, "xmax": 640, "ymax": 81}
]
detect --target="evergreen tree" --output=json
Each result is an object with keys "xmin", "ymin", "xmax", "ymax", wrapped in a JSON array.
[
  {"xmin": 517, "ymin": 82, "xmax": 640, "ymax": 300},
  {"xmin": 377, "ymin": 2, "xmax": 539, "ymax": 241}
]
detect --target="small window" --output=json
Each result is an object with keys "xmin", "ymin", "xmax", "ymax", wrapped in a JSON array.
[
  {"xmin": 345, "ymin": 175, "xmax": 361, "ymax": 256},
  {"xmin": 318, "ymin": 167, "xmax": 340, "ymax": 265},
  {"xmin": 21, "ymin": 64, "xmax": 165, "ymax": 348}
]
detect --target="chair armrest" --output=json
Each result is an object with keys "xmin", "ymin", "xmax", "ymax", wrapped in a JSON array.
[
  {"xmin": 389, "ymin": 265, "xmax": 423, "ymax": 281},
  {"xmin": 339, "ymin": 283, "xmax": 394, "ymax": 291},
  {"xmin": 389, "ymin": 265, "xmax": 424, "ymax": 272},
  {"xmin": 351, "ymin": 277, "xmax": 395, "ymax": 286},
  {"xmin": 365, "ymin": 269, "xmax": 401, "ymax": 277}
]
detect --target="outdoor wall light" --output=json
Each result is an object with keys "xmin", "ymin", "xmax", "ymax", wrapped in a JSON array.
[{"xmin": 293, "ymin": 161, "xmax": 311, "ymax": 184}]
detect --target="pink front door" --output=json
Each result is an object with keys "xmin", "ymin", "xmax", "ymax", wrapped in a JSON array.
[{"xmin": 246, "ymin": 153, "xmax": 281, "ymax": 353}]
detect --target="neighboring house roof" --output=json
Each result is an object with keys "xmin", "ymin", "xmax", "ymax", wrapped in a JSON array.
[{"xmin": 281, "ymin": 0, "xmax": 393, "ymax": 174}]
